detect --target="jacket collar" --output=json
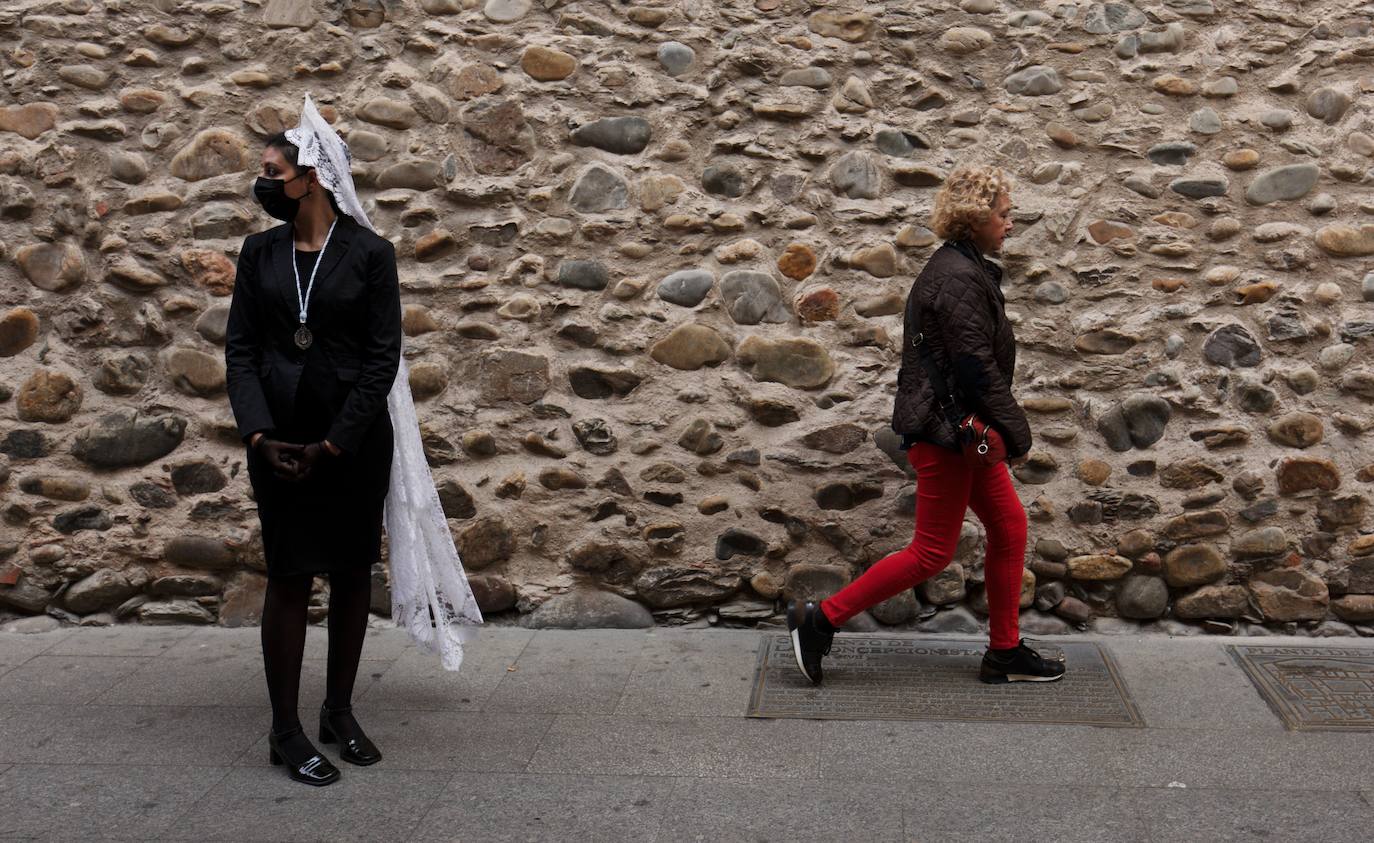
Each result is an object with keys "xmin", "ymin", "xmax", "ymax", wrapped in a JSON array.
[
  {"xmin": 268, "ymin": 213, "xmax": 357, "ymax": 316},
  {"xmin": 944, "ymin": 239, "xmax": 1006, "ymax": 306}
]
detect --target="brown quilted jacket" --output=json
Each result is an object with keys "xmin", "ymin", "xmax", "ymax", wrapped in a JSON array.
[{"xmin": 891, "ymin": 241, "xmax": 1033, "ymax": 458}]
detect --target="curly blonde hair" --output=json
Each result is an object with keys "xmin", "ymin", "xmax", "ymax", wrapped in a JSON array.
[{"xmin": 930, "ymin": 165, "xmax": 1012, "ymax": 242}]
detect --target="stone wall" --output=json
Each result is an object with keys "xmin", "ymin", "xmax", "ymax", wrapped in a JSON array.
[{"xmin": 1, "ymin": 0, "xmax": 1373, "ymax": 635}]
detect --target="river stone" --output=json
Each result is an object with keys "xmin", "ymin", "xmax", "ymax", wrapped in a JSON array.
[
  {"xmin": 1164, "ymin": 543, "xmax": 1226, "ymax": 587},
  {"xmin": 636, "ymin": 565, "xmax": 739, "ymax": 609},
  {"xmin": 71, "ymin": 409, "xmax": 186, "ymax": 469},
  {"xmin": 164, "ymin": 535, "xmax": 236, "ymax": 570},
  {"xmin": 1174, "ymin": 584, "xmax": 1249, "ymax": 619},
  {"xmin": 53, "ymin": 505, "xmax": 113, "ymax": 534},
  {"xmin": 830, "ymin": 151, "xmax": 881, "ymax": 199},
  {"xmin": 524, "ymin": 587, "xmax": 653, "ymax": 629},
  {"xmin": 1233, "ymin": 526, "xmax": 1288, "ymax": 559},
  {"xmin": 462, "ymin": 98, "xmax": 534, "ymax": 175},
  {"xmin": 1246, "ymin": 163, "xmax": 1320, "ymax": 205},
  {"xmin": 780, "ymin": 67, "xmax": 833, "ymax": 89},
  {"xmin": 556, "ymin": 260, "xmax": 609, "ymax": 290},
  {"xmin": 1066, "ymin": 554, "xmax": 1132, "ymax": 580},
  {"xmin": 1203, "ymin": 324, "xmax": 1262, "ymax": 368},
  {"xmin": 1146, "ymin": 142, "xmax": 1196, "ymax": 166},
  {"xmin": 737, "ymin": 336, "xmax": 834, "ymax": 389},
  {"xmin": 1116, "ymin": 575, "xmax": 1167, "ymax": 619},
  {"xmin": 1267, "ymin": 412, "xmax": 1323, "ymax": 448},
  {"xmin": 0, "ymin": 308, "xmax": 38, "ymax": 359},
  {"xmin": 65, "ymin": 570, "xmax": 138, "ymax": 614},
  {"xmin": 0, "ymin": 103, "xmax": 59, "ymax": 139},
  {"xmin": 1005, "ymin": 65, "xmax": 1062, "ymax": 95},
  {"xmin": 719, "ymin": 271, "xmax": 789, "ymax": 324},
  {"xmin": 483, "ymin": 0, "xmax": 529, "ymax": 21},
  {"xmin": 2, "ymin": 430, "xmax": 50, "ymax": 460},
  {"xmin": 1250, "ymin": 569, "xmax": 1328, "ymax": 622},
  {"xmin": 571, "ymin": 117, "xmax": 651, "ymax": 155},
  {"xmin": 649, "ymin": 324, "xmax": 731, "ymax": 371},
  {"xmin": 170, "ymin": 460, "xmax": 227, "ymax": 496},
  {"xmin": 808, "ymin": 11, "xmax": 875, "ymax": 42},
  {"xmin": 1333, "ymin": 595, "xmax": 1374, "ymax": 623},
  {"xmin": 656, "ymin": 42, "xmax": 695, "ymax": 76},
  {"xmin": 1315, "ymin": 224, "xmax": 1374, "ymax": 257},
  {"xmin": 522, "ymin": 46, "xmax": 577, "ymax": 81},
  {"xmin": 874, "ymin": 129, "xmax": 929, "ymax": 157},
  {"xmin": 569, "ymin": 163, "xmax": 629, "ymax": 212},
  {"xmin": 569, "ymin": 366, "xmax": 642, "ymax": 399},
  {"xmin": 920, "ymin": 564, "xmax": 967, "ymax": 605},
  {"xmin": 93, "ymin": 352, "xmax": 151, "ymax": 396},
  {"xmin": 1188, "ymin": 108, "xmax": 1222, "ymax": 134},
  {"xmin": 139, "ymin": 600, "xmax": 215, "ymax": 625},
  {"xmin": 18, "ymin": 475, "xmax": 90, "ymax": 501},
  {"xmin": 169, "ymin": 129, "xmax": 249, "ymax": 181},
  {"xmin": 377, "ymin": 160, "xmax": 443, "ymax": 190},
  {"xmin": 800, "ymin": 423, "xmax": 867, "ymax": 455},
  {"xmin": 657, "ymin": 270, "xmax": 714, "ymax": 307},
  {"xmin": 17, "ymin": 369, "xmax": 82, "ymax": 423},
  {"xmin": 1097, "ymin": 393, "xmax": 1171, "ymax": 451},
  {"xmin": 1170, "ymin": 174, "xmax": 1229, "ymax": 198},
  {"xmin": 702, "ymin": 163, "xmax": 748, "ymax": 198},
  {"xmin": 1084, "ymin": 2, "xmax": 1146, "ymax": 33},
  {"xmin": 16, "ymin": 242, "xmax": 85, "ymax": 292},
  {"xmin": 1276, "ymin": 457, "xmax": 1340, "ymax": 494},
  {"xmin": 1307, "ymin": 87, "xmax": 1352, "ymax": 124},
  {"xmin": 455, "ymin": 516, "xmax": 516, "ymax": 570},
  {"xmin": 477, "ymin": 349, "xmax": 550, "ymax": 405},
  {"xmin": 162, "ymin": 347, "xmax": 226, "ymax": 397}
]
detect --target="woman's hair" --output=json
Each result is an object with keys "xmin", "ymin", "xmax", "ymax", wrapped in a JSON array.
[
  {"xmin": 930, "ymin": 164, "xmax": 1011, "ymax": 242},
  {"xmin": 264, "ymin": 132, "xmax": 341, "ymax": 213}
]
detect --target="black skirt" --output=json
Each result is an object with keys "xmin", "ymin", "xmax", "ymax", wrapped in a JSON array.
[{"xmin": 247, "ymin": 360, "xmax": 393, "ymax": 579}]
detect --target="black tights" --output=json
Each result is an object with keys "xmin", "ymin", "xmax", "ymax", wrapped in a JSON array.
[{"xmin": 261, "ymin": 567, "xmax": 373, "ymax": 735}]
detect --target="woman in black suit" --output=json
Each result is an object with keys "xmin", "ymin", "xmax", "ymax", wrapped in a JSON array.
[{"xmin": 225, "ymin": 126, "xmax": 401, "ymax": 786}]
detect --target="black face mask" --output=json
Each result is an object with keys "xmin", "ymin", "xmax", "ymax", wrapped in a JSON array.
[{"xmin": 253, "ymin": 172, "xmax": 307, "ymax": 222}]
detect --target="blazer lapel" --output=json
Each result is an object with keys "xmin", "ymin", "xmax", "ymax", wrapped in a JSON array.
[
  {"xmin": 268, "ymin": 224, "xmax": 298, "ymax": 320},
  {"xmin": 311, "ymin": 216, "xmax": 356, "ymax": 295}
]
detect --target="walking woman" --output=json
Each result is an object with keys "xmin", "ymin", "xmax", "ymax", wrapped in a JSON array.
[
  {"xmin": 225, "ymin": 96, "xmax": 480, "ymax": 786},
  {"xmin": 787, "ymin": 164, "xmax": 1065, "ymax": 687}
]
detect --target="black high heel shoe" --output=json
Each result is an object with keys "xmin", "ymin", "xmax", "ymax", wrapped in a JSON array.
[
  {"xmin": 318, "ymin": 704, "xmax": 382, "ymax": 766},
  {"xmin": 268, "ymin": 727, "xmax": 341, "ymax": 787}
]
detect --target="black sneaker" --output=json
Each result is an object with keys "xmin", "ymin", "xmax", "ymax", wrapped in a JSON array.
[
  {"xmin": 786, "ymin": 600, "xmax": 835, "ymax": 685},
  {"xmin": 979, "ymin": 639, "xmax": 1066, "ymax": 684}
]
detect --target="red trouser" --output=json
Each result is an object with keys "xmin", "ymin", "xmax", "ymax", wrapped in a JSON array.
[{"xmin": 820, "ymin": 442, "xmax": 1029, "ymax": 650}]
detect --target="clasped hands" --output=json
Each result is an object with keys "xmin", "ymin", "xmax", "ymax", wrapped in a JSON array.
[{"xmin": 253, "ymin": 435, "xmax": 341, "ymax": 481}]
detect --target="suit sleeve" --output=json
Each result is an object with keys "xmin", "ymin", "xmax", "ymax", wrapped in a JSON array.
[
  {"xmin": 224, "ymin": 243, "xmax": 276, "ymax": 443},
  {"xmin": 933, "ymin": 273, "xmax": 1033, "ymax": 457},
  {"xmin": 326, "ymin": 240, "xmax": 402, "ymax": 454}
]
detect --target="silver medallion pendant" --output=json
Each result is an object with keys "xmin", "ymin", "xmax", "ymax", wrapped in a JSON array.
[{"xmin": 294, "ymin": 325, "xmax": 313, "ymax": 350}]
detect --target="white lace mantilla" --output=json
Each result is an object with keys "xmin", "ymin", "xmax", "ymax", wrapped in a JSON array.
[{"xmin": 290, "ymin": 94, "xmax": 482, "ymax": 670}]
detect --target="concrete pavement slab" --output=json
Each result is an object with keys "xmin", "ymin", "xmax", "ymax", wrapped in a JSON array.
[
  {"xmin": 527, "ymin": 715, "xmax": 821, "ymax": 779},
  {"xmin": 0, "ymin": 655, "xmax": 152, "ymax": 705},
  {"xmin": 0, "ymin": 705, "xmax": 262, "ymax": 767},
  {"xmin": 1106, "ymin": 637, "xmax": 1283, "ymax": 731},
  {"xmin": 482, "ymin": 630, "xmax": 645, "ymax": 715},
  {"xmin": 901, "ymin": 783, "xmax": 1149, "ymax": 843},
  {"xmin": 0, "ymin": 764, "xmax": 230, "ymax": 841},
  {"xmin": 356, "ymin": 628, "xmax": 533, "ymax": 712},
  {"xmin": 42, "ymin": 626, "xmax": 191, "ymax": 657},
  {"xmin": 163, "ymin": 767, "xmax": 452, "ymax": 842},
  {"xmin": 658, "ymin": 776, "xmax": 909, "ymax": 843},
  {"xmin": 617, "ymin": 630, "xmax": 760, "ymax": 718},
  {"xmin": 411, "ymin": 773, "xmax": 674, "ymax": 843},
  {"xmin": 91, "ymin": 650, "xmax": 389, "ymax": 708},
  {"xmin": 1131, "ymin": 786, "xmax": 1374, "ymax": 842}
]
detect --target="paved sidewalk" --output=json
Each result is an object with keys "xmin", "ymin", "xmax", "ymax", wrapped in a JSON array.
[{"xmin": 0, "ymin": 624, "xmax": 1372, "ymax": 842}]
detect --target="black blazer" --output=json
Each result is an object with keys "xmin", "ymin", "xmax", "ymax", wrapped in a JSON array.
[{"xmin": 224, "ymin": 214, "xmax": 401, "ymax": 455}]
